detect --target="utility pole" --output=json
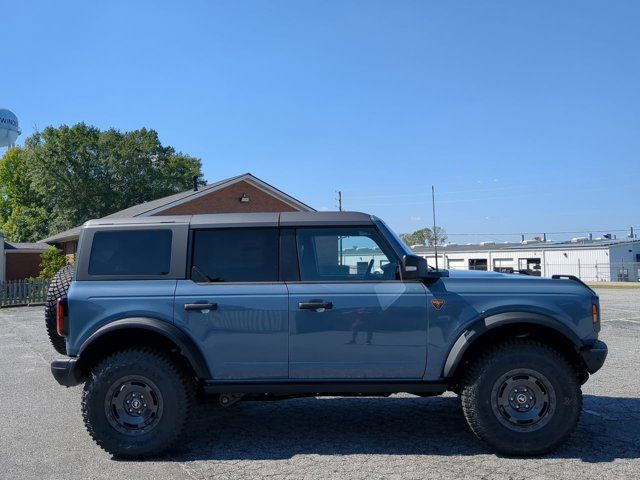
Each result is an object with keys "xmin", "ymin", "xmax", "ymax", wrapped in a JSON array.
[
  {"xmin": 336, "ymin": 190, "xmax": 343, "ymax": 265},
  {"xmin": 432, "ymin": 186, "xmax": 439, "ymax": 271}
]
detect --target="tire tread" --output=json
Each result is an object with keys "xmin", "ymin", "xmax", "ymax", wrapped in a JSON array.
[
  {"xmin": 81, "ymin": 348, "xmax": 195, "ymax": 458},
  {"xmin": 44, "ymin": 265, "xmax": 73, "ymax": 354},
  {"xmin": 460, "ymin": 339, "xmax": 582, "ymax": 456}
]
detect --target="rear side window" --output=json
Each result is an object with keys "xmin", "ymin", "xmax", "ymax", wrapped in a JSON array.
[
  {"xmin": 191, "ymin": 228, "xmax": 279, "ymax": 282},
  {"xmin": 88, "ymin": 229, "xmax": 172, "ymax": 276}
]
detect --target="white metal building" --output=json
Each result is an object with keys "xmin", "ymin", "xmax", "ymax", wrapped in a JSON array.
[
  {"xmin": 340, "ymin": 247, "xmax": 389, "ymax": 275},
  {"xmin": 411, "ymin": 238, "xmax": 640, "ymax": 282}
]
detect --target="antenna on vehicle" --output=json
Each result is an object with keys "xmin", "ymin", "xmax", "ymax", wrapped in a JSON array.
[{"xmin": 432, "ymin": 185, "xmax": 438, "ymax": 271}]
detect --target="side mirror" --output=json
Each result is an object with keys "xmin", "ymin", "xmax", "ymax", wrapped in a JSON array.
[
  {"xmin": 402, "ymin": 255, "xmax": 429, "ymax": 280},
  {"xmin": 402, "ymin": 255, "xmax": 448, "ymax": 281}
]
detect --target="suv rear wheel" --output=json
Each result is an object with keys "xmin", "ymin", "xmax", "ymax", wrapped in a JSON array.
[
  {"xmin": 460, "ymin": 340, "xmax": 582, "ymax": 456},
  {"xmin": 82, "ymin": 349, "xmax": 194, "ymax": 458},
  {"xmin": 44, "ymin": 265, "xmax": 73, "ymax": 354}
]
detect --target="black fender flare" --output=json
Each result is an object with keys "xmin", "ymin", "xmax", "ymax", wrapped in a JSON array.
[
  {"xmin": 78, "ymin": 317, "xmax": 211, "ymax": 379},
  {"xmin": 442, "ymin": 311, "xmax": 582, "ymax": 379}
]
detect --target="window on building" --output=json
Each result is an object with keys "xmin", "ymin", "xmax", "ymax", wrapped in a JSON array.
[
  {"xmin": 89, "ymin": 229, "xmax": 172, "ymax": 276},
  {"xmin": 493, "ymin": 258, "xmax": 514, "ymax": 273},
  {"xmin": 518, "ymin": 258, "xmax": 542, "ymax": 276},
  {"xmin": 296, "ymin": 227, "xmax": 398, "ymax": 281},
  {"xmin": 469, "ymin": 259, "xmax": 488, "ymax": 271},
  {"xmin": 191, "ymin": 228, "xmax": 279, "ymax": 282}
]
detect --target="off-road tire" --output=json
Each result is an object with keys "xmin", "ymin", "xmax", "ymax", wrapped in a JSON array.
[
  {"xmin": 460, "ymin": 340, "xmax": 582, "ymax": 456},
  {"xmin": 82, "ymin": 348, "xmax": 195, "ymax": 458},
  {"xmin": 44, "ymin": 265, "xmax": 73, "ymax": 354}
]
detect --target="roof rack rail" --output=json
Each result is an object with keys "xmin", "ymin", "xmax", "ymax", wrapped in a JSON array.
[{"xmin": 551, "ymin": 274, "xmax": 595, "ymax": 294}]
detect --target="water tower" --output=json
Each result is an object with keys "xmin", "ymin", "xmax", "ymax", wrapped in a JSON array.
[{"xmin": 0, "ymin": 108, "xmax": 21, "ymax": 148}]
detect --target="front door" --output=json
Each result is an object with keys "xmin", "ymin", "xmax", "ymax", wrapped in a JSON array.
[
  {"xmin": 288, "ymin": 227, "xmax": 428, "ymax": 379},
  {"xmin": 174, "ymin": 227, "xmax": 288, "ymax": 380}
]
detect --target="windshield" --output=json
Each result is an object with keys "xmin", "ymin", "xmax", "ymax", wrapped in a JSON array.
[{"xmin": 374, "ymin": 218, "xmax": 413, "ymax": 256}]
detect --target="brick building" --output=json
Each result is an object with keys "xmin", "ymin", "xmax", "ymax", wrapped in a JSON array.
[
  {"xmin": 0, "ymin": 236, "xmax": 51, "ymax": 281},
  {"xmin": 41, "ymin": 173, "xmax": 315, "ymax": 257}
]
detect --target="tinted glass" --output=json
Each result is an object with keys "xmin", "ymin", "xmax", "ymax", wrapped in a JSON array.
[
  {"xmin": 89, "ymin": 229, "xmax": 172, "ymax": 276},
  {"xmin": 191, "ymin": 228, "xmax": 279, "ymax": 282},
  {"xmin": 296, "ymin": 227, "xmax": 399, "ymax": 281}
]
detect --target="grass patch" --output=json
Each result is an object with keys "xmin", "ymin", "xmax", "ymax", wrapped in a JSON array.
[{"xmin": 588, "ymin": 282, "xmax": 640, "ymax": 289}]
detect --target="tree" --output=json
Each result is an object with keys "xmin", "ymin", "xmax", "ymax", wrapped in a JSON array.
[
  {"xmin": 0, "ymin": 123, "xmax": 204, "ymax": 241},
  {"xmin": 38, "ymin": 247, "xmax": 68, "ymax": 279},
  {"xmin": 0, "ymin": 148, "xmax": 51, "ymax": 241},
  {"xmin": 400, "ymin": 226, "xmax": 448, "ymax": 246},
  {"xmin": 425, "ymin": 226, "xmax": 448, "ymax": 246},
  {"xmin": 400, "ymin": 228, "xmax": 432, "ymax": 246}
]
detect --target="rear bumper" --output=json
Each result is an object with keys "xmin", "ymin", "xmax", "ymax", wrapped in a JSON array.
[
  {"xmin": 580, "ymin": 340, "xmax": 608, "ymax": 374},
  {"xmin": 51, "ymin": 358, "xmax": 84, "ymax": 387}
]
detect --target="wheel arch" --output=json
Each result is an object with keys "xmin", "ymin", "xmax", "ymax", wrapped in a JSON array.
[
  {"xmin": 443, "ymin": 312, "xmax": 586, "ymax": 383},
  {"xmin": 76, "ymin": 317, "xmax": 211, "ymax": 380}
]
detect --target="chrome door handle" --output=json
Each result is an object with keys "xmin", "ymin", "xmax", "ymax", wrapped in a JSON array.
[
  {"xmin": 184, "ymin": 303, "xmax": 217, "ymax": 312},
  {"xmin": 298, "ymin": 301, "xmax": 333, "ymax": 312}
]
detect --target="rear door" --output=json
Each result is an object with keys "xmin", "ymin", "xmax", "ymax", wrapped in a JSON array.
[
  {"xmin": 174, "ymin": 227, "xmax": 289, "ymax": 380},
  {"xmin": 287, "ymin": 226, "xmax": 428, "ymax": 379}
]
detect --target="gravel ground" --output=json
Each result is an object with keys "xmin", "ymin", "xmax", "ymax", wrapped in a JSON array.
[{"xmin": 0, "ymin": 288, "xmax": 638, "ymax": 480}]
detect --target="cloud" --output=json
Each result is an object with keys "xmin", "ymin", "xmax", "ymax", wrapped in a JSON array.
[{"xmin": 410, "ymin": 216, "xmax": 422, "ymax": 222}]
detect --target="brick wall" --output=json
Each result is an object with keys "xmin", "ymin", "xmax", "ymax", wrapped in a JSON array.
[
  {"xmin": 156, "ymin": 181, "xmax": 301, "ymax": 216},
  {"xmin": 5, "ymin": 252, "xmax": 42, "ymax": 280},
  {"xmin": 61, "ymin": 241, "xmax": 77, "ymax": 263}
]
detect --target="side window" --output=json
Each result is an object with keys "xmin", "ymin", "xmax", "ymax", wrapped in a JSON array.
[
  {"xmin": 88, "ymin": 229, "xmax": 172, "ymax": 276},
  {"xmin": 296, "ymin": 228, "xmax": 399, "ymax": 281},
  {"xmin": 191, "ymin": 228, "xmax": 279, "ymax": 282}
]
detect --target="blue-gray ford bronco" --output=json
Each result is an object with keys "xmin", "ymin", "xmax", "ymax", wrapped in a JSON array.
[{"xmin": 47, "ymin": 212, "xmax": 607, "ymax": 458}]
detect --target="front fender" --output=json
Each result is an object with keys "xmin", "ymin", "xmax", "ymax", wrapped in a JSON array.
[
  {"xmin": 442, "ymin": 311, "xmax": 583, "ymax": 379},
  {"xmin": 78, "ymin": 317, "xmax": 211, "ymax": 379}
]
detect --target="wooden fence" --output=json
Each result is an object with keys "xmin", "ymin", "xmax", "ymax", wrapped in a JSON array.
[{"xmin": 0, "ymin": 279, "xmax": 49, "ymax": 307}]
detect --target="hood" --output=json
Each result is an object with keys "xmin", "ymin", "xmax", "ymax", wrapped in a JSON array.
[
  {"xmin": 444, "ymin": 269, "xmax": 543, "ymax": 281},
  {"xmin": 440, "ymin": 269, "xmax": 594, "ymax": 296}
]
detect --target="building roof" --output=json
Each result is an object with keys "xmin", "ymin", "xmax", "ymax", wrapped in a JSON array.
[
  {"xmin": 4, "ymin": 241, "xmax": 51, "ymax": 252},
  {"xmin": 40, "ymin": 227, "xmax": 82, "ymax": 244},
  {"xmin": 41, "ymin": 173, "xmax": 315, "ymax": 244},
  {"xmin": 411, "ymin": 237, "xmax": 640, "ymax": 254}
]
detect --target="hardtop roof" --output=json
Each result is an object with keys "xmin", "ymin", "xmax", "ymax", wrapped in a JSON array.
[{"xmin": 82, "ymin": 211, "xmax": 375, "ymax": 229}]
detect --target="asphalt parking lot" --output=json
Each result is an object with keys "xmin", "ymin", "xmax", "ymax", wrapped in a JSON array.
[{"xmin": 1, "ymin": 288, "xmax": 639, "ymax": 480}]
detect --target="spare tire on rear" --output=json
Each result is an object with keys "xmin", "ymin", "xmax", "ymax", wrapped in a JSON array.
[{"xmin": 45, "ymin": 265, "xmax": 73, "ymax": 354}]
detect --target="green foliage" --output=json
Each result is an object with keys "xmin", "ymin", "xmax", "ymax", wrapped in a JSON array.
[
  {"xmin": 0, "ymin": 124, "xmax": 204, "ymax": 241},
  {"xmin": 38, "ymin": 247, "xmax": 68, "ymax": 280},
  {"xmin": 400, "ymin": 226, "xmax": 448, "ymax": 246},
  {"xmin": 400, "ymin": 228, "xmax": 431, "ymax": 246},
  {"xmin": 0, "ymin": 148, "xmax": 50, "ymax": 241}
]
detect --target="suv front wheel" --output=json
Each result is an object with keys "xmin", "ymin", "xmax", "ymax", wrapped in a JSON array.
[
  {"xmin": 460, "ymin": 340, "xmax": 582, "ymax": 456},
  {"xmin": 81, "ymin": 348, "xmax": 194, "ymax": 458}
]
